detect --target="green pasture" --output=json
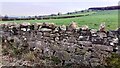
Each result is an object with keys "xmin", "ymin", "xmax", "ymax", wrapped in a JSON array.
[{"xmin": 0, "ymin": 10, "xmax": 118, "ymax": 30}]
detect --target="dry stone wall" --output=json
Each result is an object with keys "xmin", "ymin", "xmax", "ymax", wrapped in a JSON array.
[{"xmin": 0, "ymin": 22, "xmax": 120, "ymax": 67}]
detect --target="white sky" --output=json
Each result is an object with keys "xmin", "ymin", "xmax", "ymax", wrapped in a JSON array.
[
  {"xmin": 0, "ymin": 0, "xmax": 119, "ymax": 16},
  {"xmin": 0, "ymin": 0, "xmax": 119, "ymax": 2}
]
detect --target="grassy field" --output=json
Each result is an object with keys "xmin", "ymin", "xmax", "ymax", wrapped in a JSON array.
[{"xmin": 0, "ymin": 10, "xmax": 118, "ymax": 30}]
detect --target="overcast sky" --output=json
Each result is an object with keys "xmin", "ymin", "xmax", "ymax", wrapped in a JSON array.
[{"xmin": 0, "ymin": 0, "xmax": 119, "ymax": 16}]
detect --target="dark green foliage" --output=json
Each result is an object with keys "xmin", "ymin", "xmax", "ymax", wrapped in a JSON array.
[
  {"xmin": 106, "ymin": 53, "xmax": 120, "ymax": 68},
  {"xmin": 51, "ymin": 56, "xmax": 61, "ymax": 65},
  {"xmin": 2, "ymin": 48, "xmax": 9, "ymax": 55}
]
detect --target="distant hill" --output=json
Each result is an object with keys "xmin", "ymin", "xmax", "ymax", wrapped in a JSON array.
[{"xmin": 89, "ymin": 6, "xmax": 120, "ymax": 10}]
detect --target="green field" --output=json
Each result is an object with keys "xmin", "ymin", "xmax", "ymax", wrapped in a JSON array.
[{"xmin": 0, "ymin": 10, "xmax": 118, "ymax": 30}]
